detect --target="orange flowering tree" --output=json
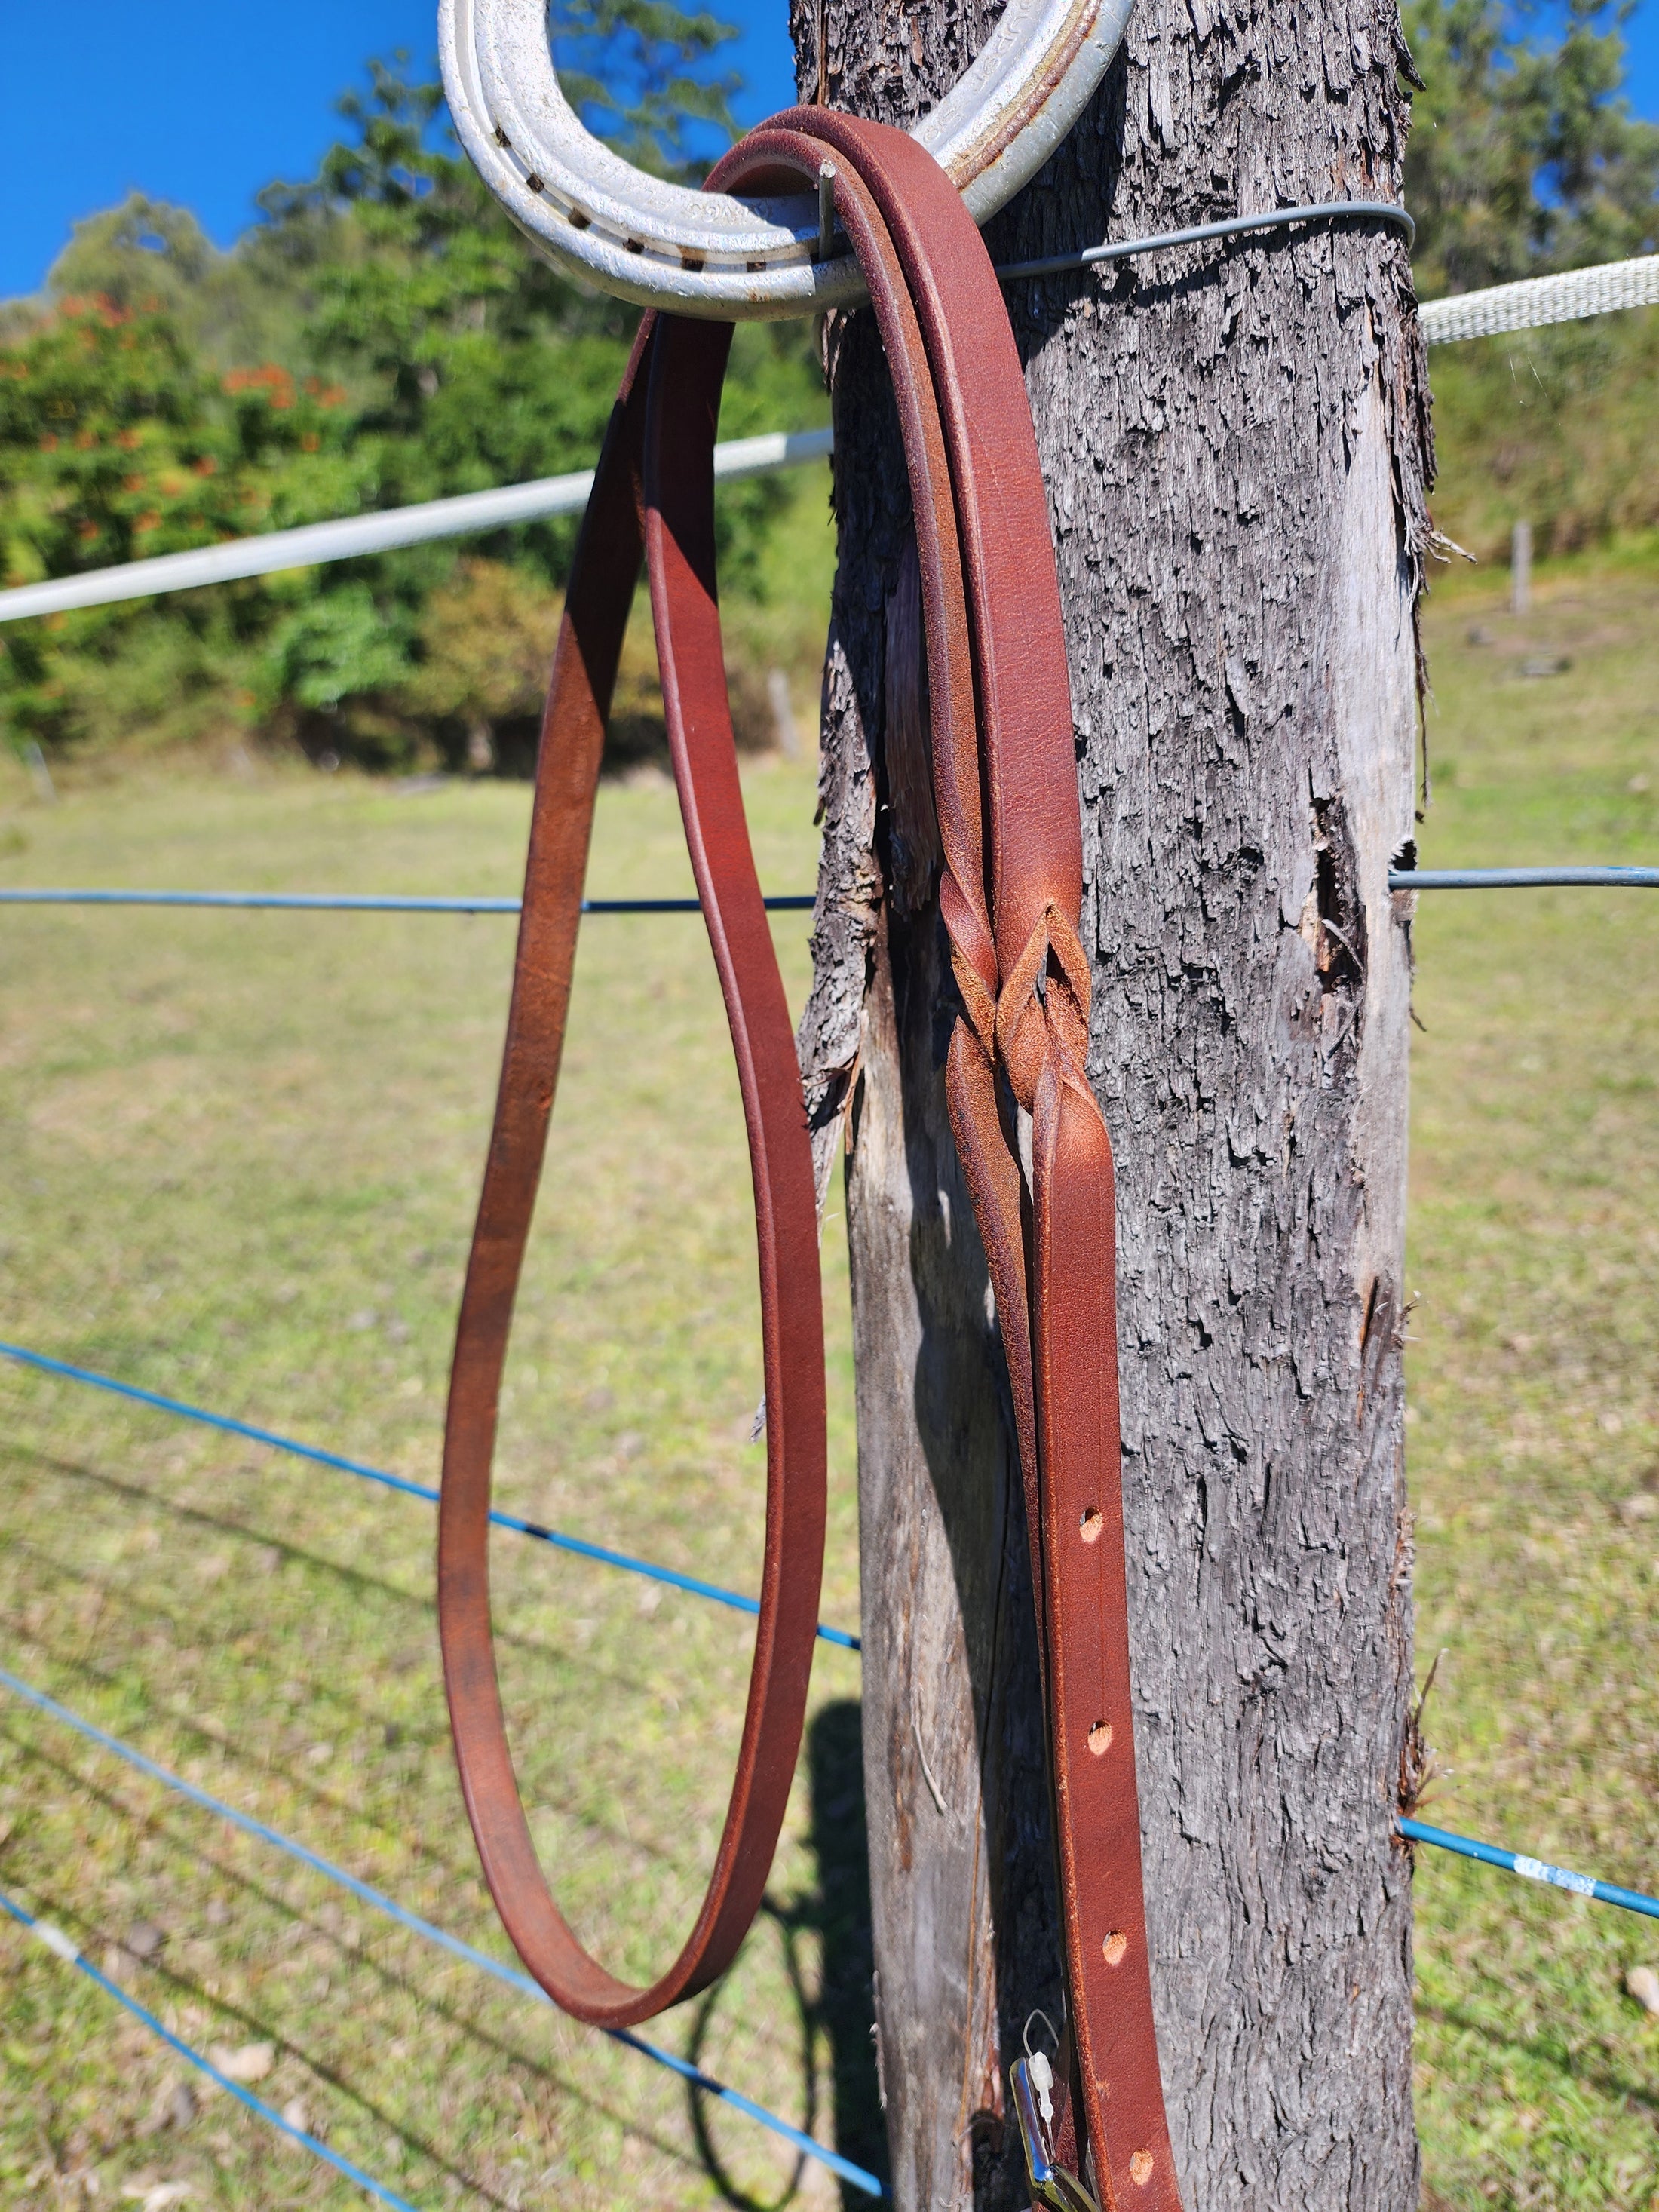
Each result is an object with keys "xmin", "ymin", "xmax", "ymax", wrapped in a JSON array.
[{"xmin": 0, "ymin": 45, "xmax": 823, "ymax": 769}]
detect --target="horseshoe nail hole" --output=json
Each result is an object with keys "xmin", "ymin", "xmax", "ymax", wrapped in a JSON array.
[
  {"xmin": 1102, "ymin": 1929, "xmax": 1128, "ymax": 1966},
  {"xmin": 493, "ymin": 125, "xmax": 511, "ymax": 149},
  {"xmin": 1079, "ymin": 1508, "xmax": 1103, "ymax": 1544},
  {"xmin": 525, "ymin": 173, "xmax": 544, "ymax": 194},
  {"xmin": 680, "ymin": 251, "xmax": 706, "ymax": 272},
  {"xmin": 1130, "ymin": 2151, "xmax": 1155, "ymax": 2187},
  {"xmin": 625, "ymin": 238, "xmax": 645, "ymax": 255},
  {"xmin": 570, "ymin": 207, "xmax": 592, "ymax": 231},
  {"xmin": 1087, "ymin": 1720, "xmax": 1112, "ymax": 1757}
]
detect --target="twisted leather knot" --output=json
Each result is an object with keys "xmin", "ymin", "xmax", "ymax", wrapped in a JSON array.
[
  {"xmin": 940, "ymin": 867, "xmax": 998, "ymax": 1057},
  {"xmin": 994, "ymin": 900, "xmax": 1092, "ymax": 1112},
  {"xmin": 945, "ymin": 877, "xmax": 1093, "ymax": 1115}
]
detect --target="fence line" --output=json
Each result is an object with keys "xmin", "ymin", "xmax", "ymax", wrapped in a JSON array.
[
  {"xmin": 1, "ymin": 249, "xmax": 1654, "ymax": 630},
  {"xmin": 10, "ymin": 1364, "xmax": 1655, "ymax": 1931},
  {"xmin": 1393, "ymin": 867, "xmax": 1659, "ymax": 890},
  {"xmin": 1417, "ymin": 252, "xmax": 1659, "ymax": 344},
  {"xmin": 0, "ymin": 1882, "xmax": 420, "ymax": 2210},
  {"xmin": 0, "ymin": 427, "xmax": 835, "ymax": 627},
  {"xmin": 994, "ymin": 197, "xmax": 1414, "ymax": 283},
  {"xmin": 0, "ymin": 889, "xmax": 817, "ymax": 914},
  {"xmin": 1, "ymin": 873, "xmax": 1653, "ymax": 915},
  {"xmin": 1400, "ymin": 1818, "xmax": 1659, "ymax": 1919},
  {"xmin": 0, "ymin": 1664, "xmax": 887, "ymax": 2199},
  {"xmin": 0, "ymin": 1339, "xmax": 860, "ymax": 1652}
]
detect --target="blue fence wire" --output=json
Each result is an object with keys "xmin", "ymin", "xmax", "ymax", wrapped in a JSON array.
[
  {"xmin": 8, "ymin": 848, "xmax": 1654, "ymax": 2179},
  {"xmin": 0, "ymin": 1880, "xmax": 420, "ymax": 2210},
  {"xmin": 0, "ymin": 1664, "xmax": 887, "ymax": 2199},
  {"xmin": 0, "ymin": 888, "xmax": 818, "ymax": 913},
  {"xmin": 5, "ymin": 1652, "xmax": 1644, "ymax": 2203},
  {"xmin": 0, "ymin": 1339, "xmax": 859, "ymax": 1652},
  {"xmin": 1400, "ymin": 1817, "xmax": 1659, "ymax": 1919},
  {"xmin": 4, "ymin": 872, "xmax": 1659, "ymax": 915}
]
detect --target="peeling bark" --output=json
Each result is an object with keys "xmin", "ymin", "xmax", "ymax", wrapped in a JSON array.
[{"xmin": 787, "ymin": 3, "xmax": 1431, "ymax": 2205}]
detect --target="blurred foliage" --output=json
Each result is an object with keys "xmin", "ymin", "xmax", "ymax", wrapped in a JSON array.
[
  {"xmin": 549, "ymin": 0, "xmax": 741, "ymax": 176},
  {"xmin": 0, "ymin": 17, "xmax": 826, "ymax": 774},
  {"xmin": 1427, "ymin": 304, "xmax": 1659, "ymax": 561},
  {"xmin": 7, "ymin": 2, "xmax": 1654, "ymax": 773},
  {"xmin": 1402, "ymin": 0, "xmax": 1659, "ymax": 297},
  {"xmin": 1398, "ymin": 0, "xmax": 1659, "ymax": 566}
]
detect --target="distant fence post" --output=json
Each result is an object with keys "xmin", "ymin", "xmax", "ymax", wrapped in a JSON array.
[
  {"xmin": 1512, "ymin": 518, "xmax": 1532, "ymax": 615},
  {"xmin": 766, "ymin": 668, "xmax": 801, "ymax": 759}
]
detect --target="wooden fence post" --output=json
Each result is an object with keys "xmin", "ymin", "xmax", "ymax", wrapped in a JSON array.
[{"xmin": 789, "ymin": 2, "xmax": 1432, "ymax": 2202}]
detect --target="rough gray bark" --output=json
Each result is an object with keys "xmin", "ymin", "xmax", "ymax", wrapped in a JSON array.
[{"xmin": 787, "ymin": 4, "xmax": 1432, "ymax": 2207}]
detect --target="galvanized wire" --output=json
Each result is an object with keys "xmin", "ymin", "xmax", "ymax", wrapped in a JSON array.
[
  {"xmin": 994, "ymin": 198, "xmax": 1415, "ymax": 283},
  {"xmin": 4, "ymin": 876, "xmax": 1652, "ymax": 910},
  {"xmin": 1390, "ymin": 867, "xmax": 1659, "ymax": 890},
  {"xmin": 0, "ymin": 888, "xmax": 817, "ymax": 914}
]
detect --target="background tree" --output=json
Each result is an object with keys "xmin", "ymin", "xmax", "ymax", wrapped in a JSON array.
[
  {"xmin": 0, "ymin": 17, "xmax": 825, "ymax": 770},
  {"xmin": 1400, "ymin": 0, "xmax": 1659, "ymax": 562},
  {"xmin": 1402, "ymin": 0, "xmax": 1659, "ymax": 294},
  {"xmin": 788, "ymin": 1, "xmax": 1431, "ymax": 2204}
]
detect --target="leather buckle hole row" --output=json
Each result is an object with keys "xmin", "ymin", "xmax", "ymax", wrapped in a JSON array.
[
  {"xmin": 1087, "ymin": 1720, "xmax": 1112, "ymax": 1756},
  {"xmin": 1078, "ymin": 1507, "xmax": 1103, "ymax": 1543},
  {"xmin": 1130, "ymin": 2151, "xmax": 1155, "ymax": 2186},
  {"xmin": 1101, "ymin": 1929, "xmax": 1127, "ymax": 1966}
]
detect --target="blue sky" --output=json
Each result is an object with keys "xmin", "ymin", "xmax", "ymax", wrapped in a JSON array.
[{"xmin": 2, "ymin": 0, "xmax": 1654, "ymax": 302}]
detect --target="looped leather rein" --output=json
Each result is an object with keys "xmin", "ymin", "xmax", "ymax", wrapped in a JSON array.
[{"xmin": 440, "ymin": 110, "xmax": 1184, "ymax": 2210}]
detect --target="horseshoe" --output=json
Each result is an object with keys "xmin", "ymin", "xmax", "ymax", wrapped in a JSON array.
[{"xmin": 438, "ymin": 0, "xmax": 1133, "ymax": 317}]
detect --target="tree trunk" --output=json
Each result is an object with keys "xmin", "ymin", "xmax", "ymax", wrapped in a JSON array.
[{"xmin": 787, "ymin": 5, "xmax": 1433, "ymax": 2207}]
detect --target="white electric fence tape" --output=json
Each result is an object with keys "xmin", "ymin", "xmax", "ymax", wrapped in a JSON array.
[
  {"xmin": 2, "ymin": 251, "xmax": 1654, "ymax": 627},
  {"xmin": 0, "ymin": 428, "xmax": 834, "ymax": 626},
  {"xmin": 1418, "ymin": 253, "xmax": 1659, "ymax": 345}
]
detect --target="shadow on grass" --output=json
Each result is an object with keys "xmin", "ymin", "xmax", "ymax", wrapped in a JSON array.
[
  {"xmin": 5, "ymin": 1442, "xmax": 655, "ymax": 1680},
  {"xmin": 1418, "ymin": 1996, "xmax": 1659, "ymax": 2115},
  {"xmin": 0, "ymin": 1734, "xmax": 713, "ymax": 2192},
  {"xmin": 0, "ymin": 1607, "xmax": 701, "ymax": 1895},
  {"xmin": 685, "ymin": 1698, "xmax": 888, "ymax": 2210}
]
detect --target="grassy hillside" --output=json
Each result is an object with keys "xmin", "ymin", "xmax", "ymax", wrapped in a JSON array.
[
  {"xmin": 1427, "ymin": 307, "xmax": 1659, "ymax": 564},
  {"xmin": 1406, "ymin": 544, "xmax": 1659, "ymax": 2207},
  {"xmin": 0, "ymin": 544, "xmax": 1654, "ymax": 2209}
]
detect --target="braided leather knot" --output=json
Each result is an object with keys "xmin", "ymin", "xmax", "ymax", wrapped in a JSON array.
[
  {"xmin": 941, "ymin": 873, "xmax": 1093, "ymax": 1118},
  {"xmin": 993, "ymin": 900, "xmax": 1093, "ymax": 1112}
]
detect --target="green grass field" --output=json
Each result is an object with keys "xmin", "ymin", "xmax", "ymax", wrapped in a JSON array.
[{"xmin": 0, "ymin": 540, "xmax": 1655, "ymax": 2208}]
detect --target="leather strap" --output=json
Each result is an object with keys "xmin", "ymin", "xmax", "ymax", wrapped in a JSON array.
[
  {"xmin": 438, "ymin": 314, "xmax": 828, "ymax": 2026},
  {"xmin": 440, "ymin": 112, "xmax": 1183, "ymax": 2208}
]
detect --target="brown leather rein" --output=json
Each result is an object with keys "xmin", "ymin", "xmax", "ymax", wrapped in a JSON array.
[{"xmin": 440, "ymin": 112, "xmax": 1182, "ymax": 2211}]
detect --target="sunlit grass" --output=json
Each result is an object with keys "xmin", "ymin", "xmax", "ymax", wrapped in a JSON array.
[
  {"xmin": 1407, "ymin": 548, "xmax": 1659, "ymax": 2209},
  {"xmin": 0, "ymin": 539, "xmax": 1654, "ymax": 2207},
  {"xmin": 0, "ymin": 753, "xmax": 862, "ymax": 2209}
]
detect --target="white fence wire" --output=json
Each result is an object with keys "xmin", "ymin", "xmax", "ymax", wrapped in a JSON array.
[{"xmin": 0, "ymin": 252, "xmax": 1654, "ymax": 628}]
